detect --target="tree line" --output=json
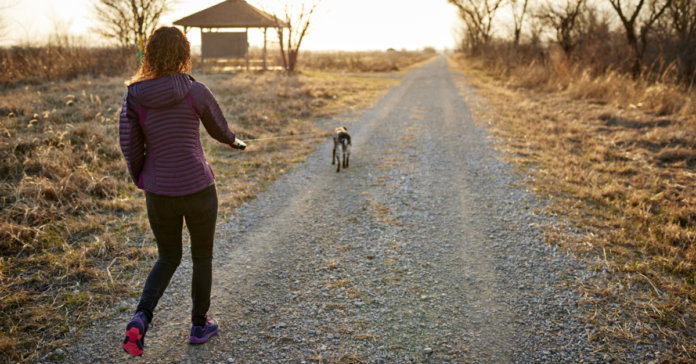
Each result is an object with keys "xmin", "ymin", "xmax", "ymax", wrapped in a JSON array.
[{"xmin": 448, "ymin": 0, "xmax": 696, "ymax": 83}]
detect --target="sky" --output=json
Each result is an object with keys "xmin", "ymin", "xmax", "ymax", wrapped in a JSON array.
[{"xmin": 0, "ymin": 0, "xmax": 461, "ymax": 51}]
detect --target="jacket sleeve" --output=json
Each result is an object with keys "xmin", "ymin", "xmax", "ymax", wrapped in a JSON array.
[
  {"xmin": 190, "ymin": 82, "xmax": 236, "ymax": 145},
  {"xmin": 119, "ymin": 91, "xmax": 145, "ymax": 187}
]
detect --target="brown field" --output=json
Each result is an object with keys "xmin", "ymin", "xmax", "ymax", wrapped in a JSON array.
[
  {"xmin": 0, "ymin": 45, "xmax": 136, "ymax": 87},
  {"xmin": 449, "ymin": 53, "xmax": 696, "ymax": 359},
  {"xmin": 300, "ymin": 50, "xmax": 437, "ymax": 72},
  {"xmin": 197, "ymin": 49, "xmax": 437, "ymax": 74},
  {"xmin": 0, "ymin": 48, "xmax": 433, "ymax": 362}
]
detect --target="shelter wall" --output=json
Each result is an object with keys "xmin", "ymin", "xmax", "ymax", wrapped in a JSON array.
[{"xmin": 202, "ymin": 31, "xmax": 248, "ymax": 59}]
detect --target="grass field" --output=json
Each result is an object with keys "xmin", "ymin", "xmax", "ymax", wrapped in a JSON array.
[
  {"xmin": 0, "ymin": 49, "xmax": 433, "ymax": 362},
  {"xmin": 300, "ymin": 50, "xmax": 437, "ymax": 72},
  {"xmin": 449, "ymin": 53, "xmax": 696, "ymax": 359}
]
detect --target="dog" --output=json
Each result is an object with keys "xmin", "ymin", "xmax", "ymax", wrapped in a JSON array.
[{"xmin": 332, "ymin": 126, "xmax": 351, "ymax": 172}]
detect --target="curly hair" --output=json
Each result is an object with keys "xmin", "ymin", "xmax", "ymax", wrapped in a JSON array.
[{"xmin": 128, "ymin": 26, "xmax": 192, "ymax": 85}]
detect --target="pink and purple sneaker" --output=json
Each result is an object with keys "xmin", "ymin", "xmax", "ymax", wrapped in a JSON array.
[
  {"xmin": 189, "ymin": 317, "xmax": 219, "ymax": 344},
  {"xmin": 122, "ymin": 311, "xmax": 151, "ymax": 356}
]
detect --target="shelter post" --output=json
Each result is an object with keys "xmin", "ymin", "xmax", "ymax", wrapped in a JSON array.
[
  {"xmin": 245, "ymin": 28, "xmax": 250, "ymax": 71},
  {"xmin": 200, "ymin": 28, "xmax": 205, "ymax": 70},
  {"xmin": 263, "ymin": 27, "xmax": 268, "ymax": 71}
]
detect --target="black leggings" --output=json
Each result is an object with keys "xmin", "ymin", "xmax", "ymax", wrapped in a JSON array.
[{"xmin": 136, "ymin": 184, "xmax": 217, "ymax": 327}]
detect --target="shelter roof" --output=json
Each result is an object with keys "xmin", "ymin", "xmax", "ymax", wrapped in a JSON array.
[{"xmin": 173, "ymin": 0, "xmax": 287, "ymax": 28}]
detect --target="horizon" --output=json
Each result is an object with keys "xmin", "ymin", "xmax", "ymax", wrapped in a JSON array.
[{"xmin": 0, "ymin": 0, "xmax": 460, "ymax": 51}]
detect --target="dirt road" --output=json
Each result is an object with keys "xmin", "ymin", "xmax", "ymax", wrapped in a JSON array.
[{"xmin": 64, "ymin": 57, "xmax": 609, "ymax": 363}]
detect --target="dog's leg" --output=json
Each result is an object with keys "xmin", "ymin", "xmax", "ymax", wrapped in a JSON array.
[
  {"xmin": 337, "ymin": 143, "xmax": 342, "ymax": 172},
  {"xmin": 341, "ymin": 140, "xmax": 347, "ymax": 168},
  {"xmin": 331, "ymin": 137, "xmax": 338, "ymax": 164},
  {"xmin": 345, "ymin": 143, "xmax": 350, "ymax": 168}
]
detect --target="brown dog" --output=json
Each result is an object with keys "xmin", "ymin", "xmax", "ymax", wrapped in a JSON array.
[{"xmin": 332, "ymin": 126, "xmax": 351, "ymax": 172}]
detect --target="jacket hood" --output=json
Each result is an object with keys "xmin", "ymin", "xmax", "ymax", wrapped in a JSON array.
[{"xmin": 128, "ymin": 74, "xmax": 193, "ymax": 109}]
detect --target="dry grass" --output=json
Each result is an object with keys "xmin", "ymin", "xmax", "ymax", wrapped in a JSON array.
[
  {"xmin": 449, "ymin": 54, "xmax": 696, "ymax": 360},
  {"xmin": 195, "ymin": 49, "xmax": 437, "ymax": 74},
  {"xmin": 1, "ymin": 45, "xmax": 136, "ymax": 87},
  {"xmin": 466, "ymin": 49, "xmax": 695, "ymax": 118},
  {"xmin": 0, "ymin": 48, "xmax": 428, "ymax": 362},
  {"xmin": 300, "ymin": 50, "xmax": 437, "ymax": 73},
  {"xmin": 0, "ymin": 75, "xmax": 151, "ymax": 361}
]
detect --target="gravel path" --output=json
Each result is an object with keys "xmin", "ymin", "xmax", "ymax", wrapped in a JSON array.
[{"xmin": 63, "ymin": 57, "xmax": 613, "ymax": 363}]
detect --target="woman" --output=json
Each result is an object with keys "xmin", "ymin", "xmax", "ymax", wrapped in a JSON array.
[{"xmin": 118, "ymin": 26, "xmax": 245, "ymax": 356}]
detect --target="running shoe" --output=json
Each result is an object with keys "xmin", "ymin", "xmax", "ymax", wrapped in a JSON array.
[
  {"xmin": 122, "ymin": 311, "xmax": 151, "ymax": 356},
  {"xmin": 189, "ymin": 317, "xmax": 219, "ymax": 344}
]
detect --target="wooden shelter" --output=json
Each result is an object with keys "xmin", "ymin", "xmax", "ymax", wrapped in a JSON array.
[{"xmin": 174, "ymin": 0, "xmax": 287, "ymax": 70}]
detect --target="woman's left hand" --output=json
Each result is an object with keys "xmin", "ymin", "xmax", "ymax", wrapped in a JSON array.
[{"xmin": 231, "ymin": 138, "xmax": 247, "ymax": 150}]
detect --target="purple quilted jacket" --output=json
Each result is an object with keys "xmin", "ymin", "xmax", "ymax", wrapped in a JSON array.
[{"xmin": 119, "ymin": 74, "xmax": 236, "ymax": 196}]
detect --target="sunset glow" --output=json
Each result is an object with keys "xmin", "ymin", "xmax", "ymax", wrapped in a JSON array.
[{"xmin": 1, "ymin": 0, "xmax": 459, "ymax": 50}]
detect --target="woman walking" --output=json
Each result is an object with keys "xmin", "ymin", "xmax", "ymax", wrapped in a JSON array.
[{"xmin": 118, "ymin": 26, "xmax": 245, "ymax": 356}]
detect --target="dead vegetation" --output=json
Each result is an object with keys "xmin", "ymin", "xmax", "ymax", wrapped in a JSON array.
[
  {"xmin": 299, "ymin": 50, "xmax": 437, "ymax": 73},
  {"xmin": 197, "ymin": 49, "xmax": 437, "ymax": 74},
  {"xmin": 0, "ymin": 50, "xmax": 422, "ymax": 362},
  {"xmin": 449, "ymin": 53, "xmax": 696, "ymax": 360},
  {"xmin": 0, "ymin": 45, "xmax": 136, "ymax": 86},
  {"xmin": 0, "ymin": 75, "xmax": 149, "ymax": 361}
]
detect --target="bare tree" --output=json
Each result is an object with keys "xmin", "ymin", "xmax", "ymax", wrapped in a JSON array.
[
  {"xmin": 667, "ymin": 0, "xmax": 696, "ymax": 44},
  {"xmin": 449, "ymin": 0, "xmax": 505, "ymax": 52},
  {"xmin": 607, "ymin": 0, "xmax": 673, "ymax": 77},
  {"xmin": 93, "ymin": 0, "xmax": 172, "ymax": 47},
  {"xmin": 662, "ymin": 0, "xmax": 696, "ymax": 79},
  {"xmin": 536, "ymin": 0, "xmax": 587, "ymax": 56},
  {"xmin": 48, "ymin": 18, "xmax": 74, "ymax": 47},
  {"xmin": 509, "ymin": 0, "xmax": 530, "ymax": 48},
  {"xmin": 272, "ymin": 1, "xmax": 319, "ymax": 72},
  {"xmin": 0, "ymin": 0, "xmax": 14, "ymax": 42}
]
